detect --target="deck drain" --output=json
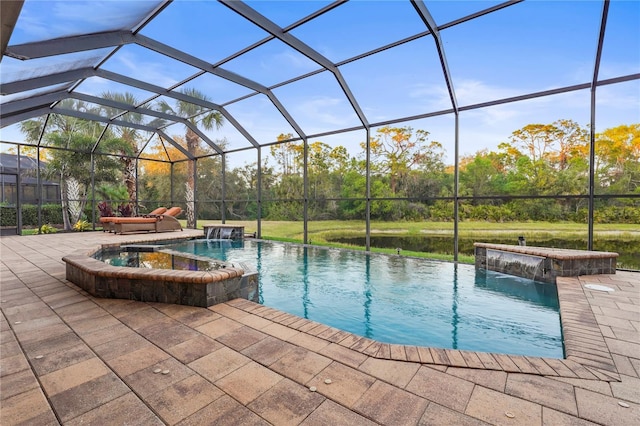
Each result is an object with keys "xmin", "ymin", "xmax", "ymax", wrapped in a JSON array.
[{"xmin": 584, "ymin": 284, "xmax": 615, "ymax": 292}]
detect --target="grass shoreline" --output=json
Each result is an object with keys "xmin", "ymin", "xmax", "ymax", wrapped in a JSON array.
[
  {"xmin": 197, "ymin": 220, "xmax": 639, "ymax": 266},
  {"xmin": 198, "ymin": 219, "xmax": 640, "ymax": 238}
]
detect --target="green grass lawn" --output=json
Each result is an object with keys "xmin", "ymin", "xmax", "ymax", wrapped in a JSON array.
[{"xmin": 197, "ymin": 219, "xmax": 639, "ymax": 238}]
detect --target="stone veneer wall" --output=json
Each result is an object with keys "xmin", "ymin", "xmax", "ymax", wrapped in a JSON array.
[
  {"xmin": 474, "ymin": 243, "xmax": 618, "ymax": 283},
  {"xmin": 63, "ymin": 251, "xmax": 258, "ymax": 307}
]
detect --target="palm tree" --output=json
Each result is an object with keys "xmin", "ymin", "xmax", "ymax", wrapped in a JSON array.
[
  {"xmin": 99, "ymin": 92, "xmax": 144, "ymax": 212},
  {"xmin": 39, "ymin": 131, "xmax": 129, "ymax": 230},
  {"xmin": 19, "ymin": 101, "xmax": 126, "ymax": 229},
  {"xmin": 157, "ymin": 88, "xmax": 224, "ymax": 228},
  {"xmin": 19, "ymin": 99, "xmax": 103, "ymax": 144}
]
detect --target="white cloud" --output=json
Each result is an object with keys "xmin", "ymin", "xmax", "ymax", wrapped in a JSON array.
[
  {"xmin": 75, "ymin": 76, "xmax": 112, "ymax": 96},
  {"xmin": 12, "ymin": 1, "xmax": 158, "ymax": 43},
  {"xmin": 11, "ymin": 7, "xmax": 51, "ymax": 41},
  {"xmin": 455, "ymin": 79, "xmax": 521, "ymax": 107},
  {"xmin": 297, "ymin": 96, "xmax": 357, "ymax": 127},
  {"xmin": 408, "ymin": 83, "xmax": 450, "ymax": 111},
  {"xmin": 111, "ymin": 50, "xmax": 179, "ymax": 88},
  {"xmin": 273, "ymin": 50, "xmax": 317, "ymax": 71}
]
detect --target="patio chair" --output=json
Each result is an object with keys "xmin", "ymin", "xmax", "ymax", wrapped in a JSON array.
[
  {"xmin": 111, "ymin": 207, "xmax": 183, "ymax": 235},
  {"xmin": 100, "ymin": 207, "xmax": 167, "ymax": 232}
]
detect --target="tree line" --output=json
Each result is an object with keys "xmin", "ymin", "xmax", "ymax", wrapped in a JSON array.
[
  {"xmin": 141, "ymin": 120, "xmax": 639, "ymax": 224},
  {"xmin": 14, "ymin": 91, "xmax": 640, "ymax": 229}
]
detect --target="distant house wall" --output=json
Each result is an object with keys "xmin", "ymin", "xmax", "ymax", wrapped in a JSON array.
[{"xmin": 0, "ymin": 153, "xmax": 61, "ymax": 205}]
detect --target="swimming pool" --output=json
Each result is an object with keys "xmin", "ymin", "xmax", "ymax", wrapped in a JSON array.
[{"xmin": 160, "ymin": 239, "xmax": 563, "ymax": 358}]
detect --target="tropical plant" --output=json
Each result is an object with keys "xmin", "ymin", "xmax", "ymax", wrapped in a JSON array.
[
  {"xmin": 66, "ymin": 177, "xmax": 83, "ymax": 223},
  {"xmin": 96, "ymin": 183, "xmax": 129, "ymax": 217},
  {"xmin": 99, "ymin": 92, "xmax": 144, "ymax": 210},
  {"xmin": 117, "ymin": 203, "xmax": 133, "ymax": 217},
  {"xmin": 97, "ymin": 201, "xmax": 113, "ymax": 218},
  {"xmin": 18, "ymin": 100, "xmax": 136, "ymax": 229},
  {"xmin": 39, "ymin": 224, "xmax": 57, "ymax": 234},
  {"xmin": 73, "ymin": 220, "xmax": 91, "ymax": 232},
  {"xmin": 40, "ymin": 134, "xmax": 90, "ymax": 228},
  {"xmin": 156, "ymin": 88, "xmax": 225, "ymax": 228},
  {"xmin": 41, "ymin": 133, "xmax": 130, "ymax": 229},
  {"xmin": 19, "ymin": 99, "xmax": 104, "ymax": 143}
]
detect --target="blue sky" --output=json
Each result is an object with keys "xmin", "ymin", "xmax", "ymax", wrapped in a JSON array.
[{"xmin": 1, "ymin": 0, "xmax": 639, "ymax": 168}]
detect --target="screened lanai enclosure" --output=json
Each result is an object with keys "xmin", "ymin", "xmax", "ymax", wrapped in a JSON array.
[{"xmin": 0, "ymin": 0, "xmax": 638, "ymax": 264}]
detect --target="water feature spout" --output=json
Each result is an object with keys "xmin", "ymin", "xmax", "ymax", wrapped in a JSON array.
[{"xmin": 206, "ymin": 226, "xmax": 237, "ymax": 240}]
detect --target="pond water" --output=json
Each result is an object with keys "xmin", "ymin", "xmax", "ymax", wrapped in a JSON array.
[{"xmin": 330, "ymin": 236, "xmax": 640, "ymax": 270}]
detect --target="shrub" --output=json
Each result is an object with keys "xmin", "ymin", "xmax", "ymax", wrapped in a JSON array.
[
  {"xmin": 97, "ymin": 201, "xmax": 113, "ymax": 217},
  {"xmin": 118, "ymin": 203, "xmax": 133, "ymax": 217},
  {"xmin": 39, "ymin": 224, "xmax": 57, "ymax": 234},
  {"xmin": 73, "ymin": 220, "xmax": 92, "ymax": 232},
  {"xmin": 1, "ymin": 204, "xmax": 63, "ymax": 226},
  {"xmin": 41, "ymin": 204, "xmax": 63, "ymax": 225},
  {"xmin": 0, "ymin": 205, "xmax": 16, "ymax": 226},
  {"xmin": 21, "ymin": 204, "xmax": 37, "ymax": 225}
]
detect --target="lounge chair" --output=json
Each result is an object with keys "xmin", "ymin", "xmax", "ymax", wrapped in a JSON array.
[
  {"xmin": 100, "ymin": 207, "xmax": 167, "ymax": 232},
  {"xmin": 112, "ymin": 207, "xmax": 183, "ymax": 235}
]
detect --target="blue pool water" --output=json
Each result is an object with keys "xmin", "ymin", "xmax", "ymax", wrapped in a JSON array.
[{"xmin": 165, "ymin": 239, "xmax": 563, "ymax": 358}]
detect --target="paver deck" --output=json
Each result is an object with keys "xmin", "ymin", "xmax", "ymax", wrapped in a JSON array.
[{"xmin": 1, "ymin": 231, "xmax": 639, "ymax": 425}]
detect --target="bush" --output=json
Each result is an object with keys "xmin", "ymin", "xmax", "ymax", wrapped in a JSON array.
[
  {"xmin": 73, "ymin": 220, "xmax": 92, "ymax": 232},
  {"xmin": 118, "ymin": 203, "xmax": 133, "ymax": 217},
  {"xmin": 39, "ymin": 224, "xmax": 57, "ymax": 234},
  {"xmin": 1, "ymin": 204, "xmax": 64, "ymax": 226},
  {"xmin": 41, "ymin": 204, "xmax": 63, "ymax": 225},
  {"xmin": 20, "ymin": 204, "xmax": 37, "ymax": 225},
  {"xmin": 97, "ymin": 201, "xmax": 113, "ymax": 217},
  {"xmin": 0, "ymin": 205, "xmax": 16, "ymax": 226}
]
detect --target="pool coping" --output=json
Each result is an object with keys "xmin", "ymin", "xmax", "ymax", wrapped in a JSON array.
[
  {"xmin": 68, "ymin": 235, "xmax": 621, "ymax": 382},
  {"xmin": 223, "ymin": 278, "xmax": 620, "ymax": 381}
]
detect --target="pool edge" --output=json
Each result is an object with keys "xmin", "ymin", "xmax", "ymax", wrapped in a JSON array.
[
  {"xmin": 62, "ymin": 234, "xmax": 621, "ymax": 381},
  {"xmin": 224, "ymin": 275, "xmax": 621, "ymax": 382},
  {"xmin": 62, "ymin": 237, "xmax": 258, "ymax": 308}
]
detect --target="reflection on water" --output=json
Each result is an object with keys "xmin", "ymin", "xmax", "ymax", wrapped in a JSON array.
[
  {"xmin": 475, "ymin": 269, "xmax": 559, "ymax": 308},
  {"xmin": 332, "ymin": 235, "xmax": 640, "ymax": 270},
  {"xmin": 170, "ymin": 240, "xmax": 563, "ymax": 358},
  {"xmin": 99, "ymin": 250, "xmax": 226, "ymax": 271}
]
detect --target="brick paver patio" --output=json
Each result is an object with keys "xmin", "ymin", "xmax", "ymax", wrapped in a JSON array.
[{"xmin": 1, "ymin": 231, "xmax": 638, "ymax": 425}]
